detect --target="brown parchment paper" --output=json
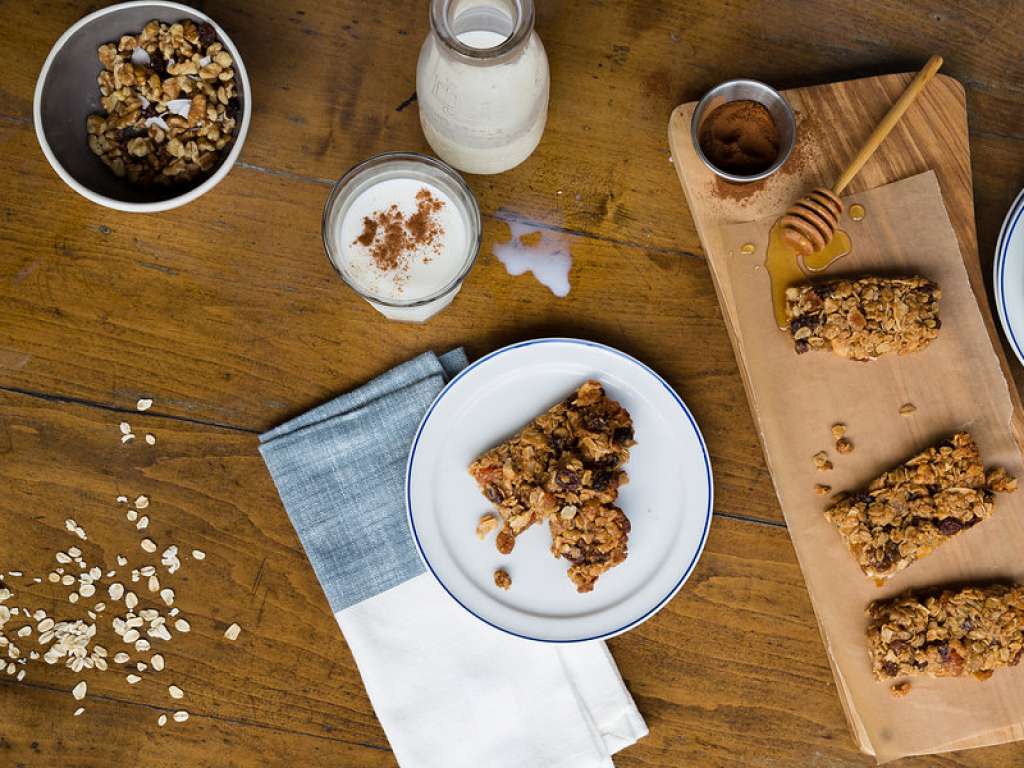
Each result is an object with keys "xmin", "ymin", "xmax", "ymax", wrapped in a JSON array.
[{"xmin": 718, "ymin": 171, "xmax": 1024, "ymax": 763}]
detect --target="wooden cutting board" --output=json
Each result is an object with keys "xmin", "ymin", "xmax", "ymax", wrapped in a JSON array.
[
  {"xmin": 669, "ymin": 73, "xmax": 1024, "ymax": 758},
  {"xmin": 668, "ymin": 73, "xmax": 1024, "ymax": 448}
]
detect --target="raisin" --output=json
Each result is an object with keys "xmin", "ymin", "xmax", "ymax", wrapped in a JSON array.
[
  {"xmin": 937, "ymin": 644, "xmax": 950, "ymax": 661},
  {"xmin": 149, "ymin": 51, "xmax": 167, "ymax": 77},
  {"xmin": 495, "ymin": 529, "xmax": 515, "ymax": 555},
  {"xmin": 961, "ymin": 618, "xmax": 973, "ymax": 632},
  {"xmin": 197, "ymin": 22, "xmax": 218, "ymax": 49},
  {"xmin": 141, "ymin": 103, "xmax": 157, "ymax": 119},
  {"xmin": 789, "ymin": 315, "xmax": 816, "ymax": 333},
  {"xmin": 889, "ymin": 640, "xmax": 908, "ymax": 653},
  {"xmin": 226, "ymin": 97, "xmax": 241, "ymax": 120},
  {"xmin": 555, "ymin": 469, "xmax": 580, "ymax": 491},
  {"xmin": 882, "ymin": 661, "xmax": 899, "ymax": 677},
  {"xmin": 484, "ymin": 485, "xmax": 504, "ymax": 504},
  {"xmin": 1012, "ymin": 649, "xmax": 1023, "ymax": 666},
  {"xmin": 937, "ymin": 517, "xmax": 963, "ymax": 535},
  {"xmin": 583, "ymin": 414, "xmax": 607, "ymax": 433},
  {"xmin": 613, "ymin": 426, "xmax": 634, "ymax": 444},
  {"xmin": 591, "ymin": 470, "xmax": 613, "ymax": 492},
  {"xmin": 794, "ymin": 340, "xmax": 810, "ymax": 354}
]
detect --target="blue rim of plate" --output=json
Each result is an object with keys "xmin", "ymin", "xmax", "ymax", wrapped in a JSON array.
[
  {"xmin": 995, "ymin": 187, "xmax": 1024, "ymax": 367},
  {"xmin": 405, "ymin": 337, "xmax": 714, "ymax": 643}
]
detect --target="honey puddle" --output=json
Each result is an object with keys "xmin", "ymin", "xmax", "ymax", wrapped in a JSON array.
[{"xmin": 765, "ymin": 220, "xmax": 852, "ymax": 329}]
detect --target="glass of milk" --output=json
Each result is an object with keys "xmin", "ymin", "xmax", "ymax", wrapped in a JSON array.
[
  {"xmin": 322, "ymin": 152, "xmax": 481, "ymax": 322},
  {"xmin": 416, "ymin": 0, "xmax": 549, "ymax": 175}
]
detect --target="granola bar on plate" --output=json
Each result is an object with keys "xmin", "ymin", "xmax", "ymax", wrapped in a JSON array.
[
  {"xmin": 868, "ymin": 585, "xmax": 1024, "ymax": 681},
  {"xmin": 785, "ymin": 276, "xmax": 941, "ymax": 360},
  {"xmin": 468, "ymin": 380, "xmax": 635, "ymax": 591},
  {"xmin": 824, "ymin": 432, "xmax": 1016, "ymax": 580}
]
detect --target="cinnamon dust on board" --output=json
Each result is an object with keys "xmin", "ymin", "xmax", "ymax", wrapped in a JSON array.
[{"xmin": 353, "ymin": 188, "xmax": 445, "ymax": 283}]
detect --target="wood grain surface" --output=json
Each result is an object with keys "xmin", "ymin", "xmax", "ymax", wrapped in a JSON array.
[{"xmin": 3, "ymin": 0, "xmax": 1024, "ymax": 765}]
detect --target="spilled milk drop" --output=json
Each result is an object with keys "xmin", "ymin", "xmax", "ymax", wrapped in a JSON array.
[{"xmin": 492, "ymin": 220, "xmax": 572, "ymax": 297}]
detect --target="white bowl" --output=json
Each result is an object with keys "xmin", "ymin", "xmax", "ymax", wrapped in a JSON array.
[{"xmin": 33, "ymin": 1, "xmax": 252, "ymax": 212}]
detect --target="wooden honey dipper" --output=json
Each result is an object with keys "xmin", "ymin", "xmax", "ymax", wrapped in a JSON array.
[{"xmin": 781, "ymin": 55, "xmax": 944, "ymax": 256}]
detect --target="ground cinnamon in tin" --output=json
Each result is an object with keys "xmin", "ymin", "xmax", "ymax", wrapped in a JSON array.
[{"xmin": 698, "ymin": 99, "xmax": 780, "ymax": 176}]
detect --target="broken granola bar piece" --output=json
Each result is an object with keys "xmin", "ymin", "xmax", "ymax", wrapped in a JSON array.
[
  {"xmin": 549, "ymin": 501, "xmax": 630, "ymax": 593},
  {"xmin": 867, "ymin": 585, "xmax": 1024, "ymax": 681},
  {"xmin": 469, "ymin": 380, "xmax": 635, "ymax": 538},
  {"xmin": 493, "ymin": 569, "xmax": 512, "ymax": 591},
  {"xmin": 785, "ymin": 276, "xmax": 941, "ymax": 361},
  {"xmin": 825, "ymin": 432, "xmax": 1016, "ymax": 580}
]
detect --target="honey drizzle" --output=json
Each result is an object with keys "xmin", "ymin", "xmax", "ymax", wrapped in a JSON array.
[{"xmin": 764, "ymin": 221, "xmax": 852, "ymax": 329}]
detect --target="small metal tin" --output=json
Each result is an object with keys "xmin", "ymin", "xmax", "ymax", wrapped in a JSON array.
[{"xmin": 691, "ymin": 79, "xmax": 796, "ymax": 183}]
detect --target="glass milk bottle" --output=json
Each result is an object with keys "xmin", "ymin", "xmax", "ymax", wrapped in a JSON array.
[{"xmin": 416, "ymin": 0, "xmax": 549, "ymax": 175}]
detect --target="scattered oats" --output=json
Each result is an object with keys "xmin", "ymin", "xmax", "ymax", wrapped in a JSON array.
[
  {"xmin": 73, "ymin": 707, "xmax": 85, "ymax": 717},
  {"xmin": 108, "ymin": 583, "xmax": 125, "ymax": 602},
  {"xmin": 94, "ymin": 602, "xmax": 106, "ymax": 613},
  {"xmin": 114, "ymin": 652, "xmax": 130, "ymax": 664},
  {"xmin": 148, "ymin": 575, "xmax": 160, "ymax": 593},
  {"xmin": 899, "ymin": 403, "xmax": 917, "ymax": 416},
  {"xmin": 191, "ymin": 549, "xmax": 205, "ymax": 561},
  {"xmin": 168, "ymin": 684, "xmax": 184, "ymax": 699},
  {"xmin": 61, "ymin": 575, "xmax": 75, "ymax": 586},
  {"xmin": 149, "ymin": 624, "xmax": 172, "ymax": 641},
  {"xmin": 126, "ymin": 674, "xmax": 141, "ymax": 684},
  {"xmin": 135, "ymin": 495, "xmax": 150, "ymax": 510},
  {"xmin": 224, "ymin": 623, "xmax": 241, "ymax": 641},
  {"xmin": 891, "ymin": 681, "xmax": 912, "ymax": 698},
  {"xmin": 7, "ymin": 571, "xmax": 22, "ymax": 577},
  {"xmin": 125, "ymin": 591, "xmax": 138, "ymax": 611},
  {"xmin": 145, "ymin": 434, "xmax": 156, "ymax": 445},
  {"xmin": 65, "ymin": 519, "xmax": 77, "ymax": 531},
  {"xmin": 17, "ymin": 626, "xmax": 31, "ymax": 638},
  {"xmin": 33, "ymin": 610, "xmax": 46, "ymax": 621},
  {"xmin": 87, "ymin": 611, "xmax": 96, "ymax": 620},
  {"xmin": 158, "ymin": 714, "xmax": 167, "ymax": 727},
  {"xmin": 169, "ymin": 608, "xmax": 179, "ymax": 617},
  {"xmin": 68, "ymin": 593, "xmax": 79, "ymax": 604},
  {"xmin": 32, "ymin": 577, "xmax": 41, "ymax": 584},
  {"xmin": 89, "ymin": 566, "xmax": 101, "ymax": 580},
  {"xmin": 140, "ymin": 566, "xmax": 156, "ymax": 577},
  {"xmin": 140, "ymin": 609, "xmax": 159, "ymax": 621},
  {"xmin": 134, "ymin": 639, "xmax": 151, "ymax": 652},
  {"xmin": 814, "ymin": 484, "xmax": 832, "ymax": 495},
  {"xmin": 136, "ymin": 516, "xmax": 149, "ymax": 531},
  {"xmin": 127, "ymin": 509, "xmax": 138, "ymax": 522},
  {"xmin": 119, "ymin": 422, "xmax": 132, "ymax": 435},
  {"xmin": 151, "ymin": 654, "xmax": 164, "ymax": 671},
  {"xmin": 475, "ymin": 513, "xmax": 499, "ymax": 540},
  {"xmin": 38, "ymin": 618, "xmax": 54, "ymax": 633},
  {"xmin": 137, "ymin": 661, "xmax": 148, "ymax": 672},
  {"xmin": 79, "ymin": 583, "xmax": 96, "ymax": 599},
  {"xmin": 123, "ymin": 629, "xmax": 140, "ymax": 644},
  {"xmin": 116, "ymin": 495, "xmax": 128, "ymax": 503},
  {"xmin": 121, "ymin": 433, "xmax": 135, "ymax": 444},
  {"xmin": 116, "ymin": 555, "xmax": 128, "ymax": 567},
  {"xmin": 174, "ymin": 618, "xmax": 191, "ymax": 633},
  {"xmin": 136, "ymin": 398, "xmax": 153, "ymax": 411},
  {"xmin": 68, "ymin": 547, "xmax": 81, "ymax": 558},
  {"xmin": 812, "ymin": 451, "xmax": 833, "ymax": 471},
  {"xmin": 140, "ymin": 539, "xmax": 157, "ymax": 554},
  {"xmin": 72, "ymin": 681, "xmax": 87, "ymax": 700},
  {"xmin": 159, "ymin": 588, "xmax": 174, "ymax": 607},
  {"xmin": 173, "ymin": 710, "xmax": 189, "ymax": 723},
  {"xmin": 836, "ymin": 437, "xmax": 854, "ymax": 454},
  {"xmin": 75, "ymin": 527, "xmax": 88, "ymax": 541},
  {"xmin": 16, "ymin": 669, "xmax": 25, "ymax": 681},
  {"xmin": 56, "ymin": 552, "xmax": 71, "ymax": 564},
  {"xmin": 48, "ymin": 573, "xmax": 60, "ymax": 584}
]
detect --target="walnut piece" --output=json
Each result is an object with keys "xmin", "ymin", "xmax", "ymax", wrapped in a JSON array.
[
  {"xmin": 868, "ymin": 585, "xmax": 1024, "ymax": 682},
  {"xmin": 785, "ymin": 276, "xmax": 941, "ymax": 361},
  {"xmin": 825, "ymin": 432, "xmax": 1016, "ymax": 580}
]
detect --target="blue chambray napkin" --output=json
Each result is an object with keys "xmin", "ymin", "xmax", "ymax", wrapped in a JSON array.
[{"xmin": 258, "ymin": 349, "xmax": 647, "ymax": 768}]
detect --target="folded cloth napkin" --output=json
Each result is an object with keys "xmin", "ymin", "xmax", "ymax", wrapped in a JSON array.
[{"xmin": 259, "ymin": 349, "xmax": 648, "ymax": 768}]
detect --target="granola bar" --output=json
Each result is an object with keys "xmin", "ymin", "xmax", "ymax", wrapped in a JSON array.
[
  {"xmin": 549, "ymin": 502, "xmax": 630, "ymax": 593},
  {"xmin": 469, "ymin": 380, "xmax": 635, "ymax": 591},
  {"xmin": 825, "ymin": 432, "xmax": 1016, "ymax": 580},
  {"xmin": 785, "ymin": 276, "xmax": 941, "ymax": 361},
  {"xmin": 867, "ymin": 585, "xmax": 1024, "ymax": 681}
]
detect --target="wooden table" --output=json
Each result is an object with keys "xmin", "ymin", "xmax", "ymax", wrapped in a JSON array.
[{"xmin": 2, "ymin": 2, "xmax": 1024, "ymax": 765}]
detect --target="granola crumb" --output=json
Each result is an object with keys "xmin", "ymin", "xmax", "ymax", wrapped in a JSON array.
[
  {"xmin": 814, "ymin": 484, "xmax": 831, "ymax": 495},
  {"xmin": 813, "ymin": 451, "xmax": 833, "ymax": 471},
  {"xmin": 493, "ymin": 569, "xmax": 512, "ymax": 590},
  {"xmin": 475, "ymin": 513, "xmax": 499, "ymax": 540},
  {"xmin": 831, "ymin": 423, "xmax": 847, "ymax": 440},
  {"xmin": 890, "ymin": 681, "xmax": 912, "ymax": 697},
  {"xmin": 835, "ymin": 437, "xmax": 854, "ymax": 454},
  {"xmin": 899, "ymin": 403, "xmax": 917, "ymax": 416}
]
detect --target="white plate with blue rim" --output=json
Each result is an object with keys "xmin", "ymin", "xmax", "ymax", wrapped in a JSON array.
[
  {"xmin": 405, "ymin": 338, "xmax": 713, "ymax": 642},
  {"xmin": 994, "ymin": 187, "xmax": 1024, "ymax": 367}
]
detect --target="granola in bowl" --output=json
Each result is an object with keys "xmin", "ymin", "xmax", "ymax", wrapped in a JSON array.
[
  {"xmin": 87, "ymin": 19, "xmax": 241, "ymax": 186},
  {"xmin": 468, "ymin": 380, "xmax": 635, "ymax": 592},
  {"xmin": 824, "ymin": 432, "xmax": 1016, "ymax": 580}
]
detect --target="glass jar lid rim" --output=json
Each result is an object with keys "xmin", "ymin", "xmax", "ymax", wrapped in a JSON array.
[{"xmin": 429, "ymin": 0, "xmax": 534, "ymax": 60}]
